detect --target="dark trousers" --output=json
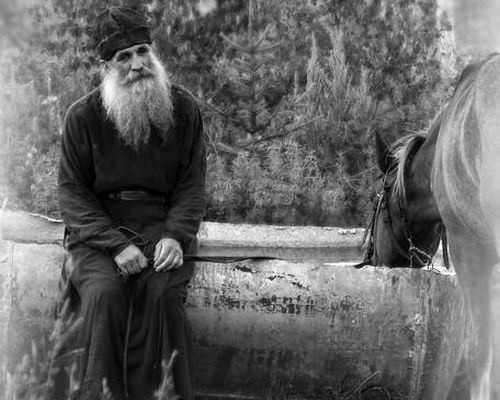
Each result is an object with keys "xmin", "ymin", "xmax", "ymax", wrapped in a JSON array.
[{"xmin": 64, "ymin": 200, "xmax": 195, "ymax": 400}]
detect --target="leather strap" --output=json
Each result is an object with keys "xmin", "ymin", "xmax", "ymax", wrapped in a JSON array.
[{"xmin": 103, "ymin": 190, "xmax": 166, "ymax": 203}]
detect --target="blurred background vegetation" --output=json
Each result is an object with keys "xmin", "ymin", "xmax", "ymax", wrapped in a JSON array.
[{"xmin": 0, "ymin": 0, "xmax": 460, "ymax": 226}]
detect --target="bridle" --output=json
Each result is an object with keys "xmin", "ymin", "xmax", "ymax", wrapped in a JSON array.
[{"xmin": 356, "ymin": 149, "xmax": 449, "ymax": 269}]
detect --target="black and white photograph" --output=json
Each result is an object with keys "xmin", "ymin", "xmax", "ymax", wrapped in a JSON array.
[{"xmin": 1, "ymin": 1, "xmax": 500, "ymax": 399}]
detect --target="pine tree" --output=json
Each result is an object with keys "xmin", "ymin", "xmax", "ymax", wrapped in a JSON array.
[
  {"xmin": 0, "ymin": 0, "xmax": 458, "ymax": 226},
  {"xmin": 202, "ymin": 0, "xmax": 316, "ymax": 151}
]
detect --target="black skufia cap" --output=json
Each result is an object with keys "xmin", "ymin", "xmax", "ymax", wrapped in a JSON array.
[{"xmin": 93, "ymin": 6, "xmax": 152, "ymax": 61}]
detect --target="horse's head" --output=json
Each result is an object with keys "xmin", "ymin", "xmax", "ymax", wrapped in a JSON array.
[{"xmin": 361, "ymin": 131, "xmax": 444, "ymax": 268}]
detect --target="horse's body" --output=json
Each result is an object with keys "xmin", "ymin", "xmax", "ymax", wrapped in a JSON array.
[{"xmin": 370, "ymin": 54, "xmax": 500, "ymax": 400}]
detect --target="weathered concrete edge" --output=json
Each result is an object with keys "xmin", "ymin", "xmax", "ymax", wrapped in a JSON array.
[{"xmin": 0, "ymin": 210, "xmax": 364, "ymax": 248}]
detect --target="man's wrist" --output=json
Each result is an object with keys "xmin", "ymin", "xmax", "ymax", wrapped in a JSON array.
[
  {"xmin": 161, "ymin": 235, "xmax": 183, "ymax": 247},
  {"xmin": 110, "ymin": 241, "xmax": 132, "ymax": 259}
]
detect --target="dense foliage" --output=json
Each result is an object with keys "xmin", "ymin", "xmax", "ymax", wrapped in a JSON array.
[{"xmin": 0, "ymin": 0, "xmax": 458, "ymax": 226}]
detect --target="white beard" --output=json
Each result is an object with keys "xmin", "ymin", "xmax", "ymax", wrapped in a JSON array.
[{"xmin": 100, "ymin": 52, "xmax": 174, "ymax": 151}]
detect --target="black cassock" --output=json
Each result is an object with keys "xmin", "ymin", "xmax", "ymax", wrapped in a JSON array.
[{"xmin": 58, "ymin": 85, "xmax": 206, "ymax": 400}]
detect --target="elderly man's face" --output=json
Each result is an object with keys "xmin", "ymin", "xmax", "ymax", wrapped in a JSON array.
[
  {"xmin": 100, "ymin": 42, "xmax": 174, "ymax": 149},
  {"xmin": 107, "ymin": 43, "xmax": 155, "ymax": 85}
]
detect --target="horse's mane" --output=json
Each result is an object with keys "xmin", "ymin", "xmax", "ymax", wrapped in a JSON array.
[
  {"xmin": 390, "ymin": 112, "xmax": 445, "ymax": 201},
  {"xmin": 390, "ymin": 133, "xmax": 426, "ymax": 202}
]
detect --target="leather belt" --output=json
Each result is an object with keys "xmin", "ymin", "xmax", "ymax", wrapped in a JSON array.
[{"xmin": 102, "ymin": 190, "xmax": 166, "ymax": 203}]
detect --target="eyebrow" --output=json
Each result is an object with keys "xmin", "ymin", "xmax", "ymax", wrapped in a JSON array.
[
  {"xmin": 116, "ymin": 50, "xmax": 131, "ymax": 59},
  {"xmin": 116, "ymin": 45, "xmax": 149, "ymax": 58}
]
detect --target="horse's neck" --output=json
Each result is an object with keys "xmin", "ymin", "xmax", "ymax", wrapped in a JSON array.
[{"xmin": 406, "ymin": 132, "xmax": 441, "ymax": 224}]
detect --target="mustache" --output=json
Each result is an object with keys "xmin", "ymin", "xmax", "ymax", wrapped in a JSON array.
[{"xmin": 123, "ymin": 69, "xmax": 155, "ymax": 84}]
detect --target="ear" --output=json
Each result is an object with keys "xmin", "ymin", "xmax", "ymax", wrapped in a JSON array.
[{"xmin": 375, "ymin": 131, "xmax": 395, "ymax": 173}]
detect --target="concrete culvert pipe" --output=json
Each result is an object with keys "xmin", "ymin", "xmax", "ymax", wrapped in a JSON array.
[{"xmin": 0, "ymin": 211, "xmax": 467, "ymax": 400}]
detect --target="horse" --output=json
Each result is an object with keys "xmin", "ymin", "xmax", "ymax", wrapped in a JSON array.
[{"xmin": 363, "ymin": 53, "xmax": 500, "ymax": 400}]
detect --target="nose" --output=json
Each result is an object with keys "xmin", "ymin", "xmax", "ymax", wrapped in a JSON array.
[{"xmin": 130, "ymin": 54, "xmax": 143, "ymax": 72}]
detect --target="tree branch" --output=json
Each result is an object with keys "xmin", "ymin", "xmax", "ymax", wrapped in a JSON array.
[
  {"xmin": 200, "ymin": 99, "xmax": 240, "ymax": 125},
  {"xmin": 237, "ymin": 117, "xmax": 321, "ymax": 147}
]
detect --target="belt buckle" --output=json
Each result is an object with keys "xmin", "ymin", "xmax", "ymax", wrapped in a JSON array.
[
  {"xmin": 109, "ymin": 192, "xmax": 121, "ymax": 201},
  {"xmin": 119, "ymin": 190, "xmax": 146, "ymax": 201}
]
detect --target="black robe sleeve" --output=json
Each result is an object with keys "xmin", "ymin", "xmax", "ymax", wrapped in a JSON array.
[
  {"xmin": 58, "ymin": 105, "xmax": 131, "ymax": 257},
  {"xmin": 162, "ymin": 102, "xmax": 206, "ymax": 251}
]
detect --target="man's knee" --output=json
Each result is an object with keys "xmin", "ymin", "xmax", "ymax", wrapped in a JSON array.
[
  {"xmin": 81, "ymin": 281, "xmax": 126, "ymax": 310},
  {"xmin": 148, "ymin": 279, "xmax": 187, "ymax": 305}
]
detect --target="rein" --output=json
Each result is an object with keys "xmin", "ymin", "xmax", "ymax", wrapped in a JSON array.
[
  {"xmin": 356, "ymin": 144, "xmax": 450, "ymax": 269},
  {"xmin": 115, "ymin": 226, "xmax": 282, "ymax": 396},
  {"xmin": 386, "ymin": 170, "xmax": 438, "ymax": 268}
]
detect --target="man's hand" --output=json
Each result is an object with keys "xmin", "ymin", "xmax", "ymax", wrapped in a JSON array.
[
  {"xmin": 154, "ymin": 238, "xmax": 183, "ymax": 272},
  {"xmin": 113, "ymin": 244, "xmax": 148, "ymax": 276}
]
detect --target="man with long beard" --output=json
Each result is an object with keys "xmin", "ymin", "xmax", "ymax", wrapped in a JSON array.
[{"xmin": 58, "ymin": 7, "xmax": 205, "ymax": 400}]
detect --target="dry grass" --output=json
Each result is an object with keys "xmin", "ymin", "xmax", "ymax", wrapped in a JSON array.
[
  {"xmin": 325, "ymin": 371, "xmax": 404, "ymax": 400},
  {"xmin": 1, "ymin": 300, "xmax": 83, "ymax": 400},
  {"xmin": 1, "ymin": 299, "xmax": 179, "ymax": 400},
  {"xmin": 153, "ymin": 351, "xmax": 179, "ymax": 400}
]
